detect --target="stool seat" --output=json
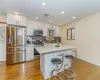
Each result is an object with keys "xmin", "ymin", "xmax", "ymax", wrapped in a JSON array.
[
  {"xmin": 65, "ymin": 55, "xmax": 73, "ymax": 59},
  {"xmin": 50, "ymin": 57, "xmax": 63, "ymax": 80},
  {"xmin": 51, "ymin": 58, "xmax": 62, "ymax": 64}
]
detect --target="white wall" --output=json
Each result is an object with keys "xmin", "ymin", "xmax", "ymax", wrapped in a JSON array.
[{"xmin": 61, "ymin": 12, "xmax": 100, "ymax": 66}]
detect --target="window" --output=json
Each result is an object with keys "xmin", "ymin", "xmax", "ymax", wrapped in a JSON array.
[
  {"xmin": 67, "ymin": 28, "xmax": 75, "ymax": 40},
  {"xmin": 71, "ymin": 28, "xmax": 75, "ymax": 40},
  {"xmin": 67, "ymin": 29, "xmax": 71, "ymax": 40},
  {"xmin": 48, "ymin": 29, "xmax": 54, "ymax": 40}
]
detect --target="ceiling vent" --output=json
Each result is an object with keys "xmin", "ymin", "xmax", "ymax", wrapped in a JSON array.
[{"xmin": 44, "ymin": 14, "xmax": 49, "ymax": 17}]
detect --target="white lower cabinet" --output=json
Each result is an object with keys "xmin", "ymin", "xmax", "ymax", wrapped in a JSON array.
[{"xmin": 26, "ymin": 45, "xmax": 34, "ymax": 61}]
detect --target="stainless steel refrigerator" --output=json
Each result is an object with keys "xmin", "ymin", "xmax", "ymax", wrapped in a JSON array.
[{"xmin": 6, "ymin": 25, "xmax": 26, "ymax": 65}]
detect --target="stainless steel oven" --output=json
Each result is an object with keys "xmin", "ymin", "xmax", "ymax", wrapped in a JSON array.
[{"xmin": 33, "ymin": 40, "xmax": 44, "ymax": 59}]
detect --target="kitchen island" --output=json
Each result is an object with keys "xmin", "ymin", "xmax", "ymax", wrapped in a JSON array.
[{"xmin": 35, "ymin": 44, "xmax": 76, "ymax": 80}]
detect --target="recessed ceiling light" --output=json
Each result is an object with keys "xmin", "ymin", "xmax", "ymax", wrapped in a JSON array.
[
  {"xmin": 73, "ymin": 17, "xmax": 76, "ymax": 19},
  {"xmin": 36, "ymin": 17, "xmax": 38, "ymax": 19},
  {"xmin": 50, "ymin": 21, "xmax": 52, "ymax": 23},
  {"xmin": 42, "ymin": 2, "xmax": 46, "ymax": 6},
  {"xmin": 61, "ymin": 11, "xmax": 64, "ymax": 14},
  {"xmin": 15, "ymin": 12, "xmax": 19, "ymax": 15}
]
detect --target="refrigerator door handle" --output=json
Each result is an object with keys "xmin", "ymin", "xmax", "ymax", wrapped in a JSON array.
[
  {"xmin": 14, "ymin": 52, "xmax": 24, "ymax": 54},
  {"xmin": 8, "ymin": 46, "xmax": 25, "ymax": 49},
  {"xmin": 8, "ymin": 53, "xmax": 14, "ymax": 55},
  {"xmin": 13, "ymin": 50, "xmax": 26, "ymax": 52},
  {"xmin": 8, "ymin": 45, "xmax": 26, "ymax": 47},
  {"xmin": 11, "ymin": 37, "xmax": 13, "ymax": 44}
]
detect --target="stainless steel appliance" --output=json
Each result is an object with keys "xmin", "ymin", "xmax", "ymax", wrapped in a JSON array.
[
  {"xmin": 6, "ymin": 25, "xmax": 26, "ymax": 65},
  {"xmin": 33, "ymin": 40, "xmax": 44, "ymax": 59},
  {"xmin": 34, "ymin": 47, "xmax": 40, "ymax": 59},
  {"xmin": 32, "ymin": 36, "xmax": 46, "ymax": 59},
  {"xmin": 33, "ymin": 29, "xmax": 43, "ymax": 36}
]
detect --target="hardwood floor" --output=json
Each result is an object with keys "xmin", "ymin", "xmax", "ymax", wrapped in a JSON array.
[{"xmin": 0, "ymin": 59, "xmax": 100, "ymax": 80}]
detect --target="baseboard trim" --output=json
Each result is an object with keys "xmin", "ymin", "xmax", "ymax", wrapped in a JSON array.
[
  {"xmin": 0, "ymin": 61, "xmax": 6, "ymax": 65},
  {"xmin": 78, "ymin": 57, "xmax": 100, "ymax": 67},
  {"xmin": 0, "ymin": 61, "xmax": 6, "ymax": 62},
  {"xmin": 26, "ymin": 59, "xmax": 34, "ymax": 62}
]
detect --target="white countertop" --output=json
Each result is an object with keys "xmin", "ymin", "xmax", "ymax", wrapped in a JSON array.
[
  {"xmin": 26, "ymin": 44, "xmax": 35, "ymax": 47},
  {"xmin": 35, "ymin": 44, "xmax": 76, "ymax": 54}
]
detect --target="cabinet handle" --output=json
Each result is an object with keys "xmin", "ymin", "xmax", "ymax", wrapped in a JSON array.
[{"xmin": 16, "ymin": 21, "xmax": 19, "ymax": 24}]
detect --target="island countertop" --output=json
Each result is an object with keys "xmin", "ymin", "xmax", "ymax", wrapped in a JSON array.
[{"xmin": 35, "ymin": 44, "xmax": 76, "ymax": 54}]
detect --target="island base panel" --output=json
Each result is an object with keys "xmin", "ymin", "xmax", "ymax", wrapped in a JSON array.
[{"xmin": 40, "ymin": 50, "xmax": 72, "ymax": 79}]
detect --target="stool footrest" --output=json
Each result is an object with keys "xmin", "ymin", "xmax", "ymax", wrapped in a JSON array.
[{"xmin": 63, "ymin": 69, "xmax": 75, "ymax": 79}]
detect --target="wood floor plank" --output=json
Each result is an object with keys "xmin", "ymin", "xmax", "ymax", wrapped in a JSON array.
[{"xmin": 0, "ymin": 59, "xmax": 100, "ymax": 80}]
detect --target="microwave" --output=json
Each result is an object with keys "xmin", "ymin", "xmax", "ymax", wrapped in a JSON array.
[{"xmin": 33, "ymin": 29, "xmax": 43, "ymax": 36}]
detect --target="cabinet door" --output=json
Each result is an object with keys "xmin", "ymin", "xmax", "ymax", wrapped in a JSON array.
[
  {"xmin": 7, "ymin": 13, "xmax": 17, "ymax": 25},
  {"xmin": 26, "ymin": 46, "xmax": 34, "ymax": 61},
  {"xmin": 19, "ymin": 16, "xmax": 26, "ymax": 26},
  {"xmin": 55, "ymin": 26, "xmax": 60, "ymax": 37},
  {"xmin": 43, "ymin": 26, "xmax": 47, "ymax": 36},
  {"xmin": 27, "ymin": 26, "xmax": 33, "ymax": 35},
  {"xmin": 27, "ymin": 28, "xmax": 33, "ymax": 35}
]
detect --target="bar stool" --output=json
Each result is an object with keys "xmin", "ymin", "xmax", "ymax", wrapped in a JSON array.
[
  {"xmin": 63, "ymin": 50, "xmax": 77, "ymax": 79},
  {"xmin": 49, "ymin": 54, "xmax": 64, "ymax": 80}
]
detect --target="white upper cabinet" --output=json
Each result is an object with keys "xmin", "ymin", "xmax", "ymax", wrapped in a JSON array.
[
  {"xmin": 7, "ymin": 13, "xmax": 26, "ymax": 26},
  {"xmin": 43, "ymin": 25, "xmax": 47, "ymax": 36},
  {"xmin": 26, "ymin": 20, "xmax": 61, "ymax": 37},
  {"xmin": 19, "ymin": 16, "xmax": 26, "ymax": 26},
  {"xmin": 27, "ymin": 20, "xmax": 37, "ymax": 35},
  {"xmin": 55, "ymin": 26, "xmax": 60, "ymax": 37}
]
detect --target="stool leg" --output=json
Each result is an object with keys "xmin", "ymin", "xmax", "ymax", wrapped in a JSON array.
[
  {"xmin": 63, "ymin": 63, "xmax": 75, "ymax": 79},
  {"xmin": 49, "ymin": 65, "xmax": 62, "ymax": 80},
  {"xmin": 56, "ymin": 65, "xmax": 62, "ymax": 80}
]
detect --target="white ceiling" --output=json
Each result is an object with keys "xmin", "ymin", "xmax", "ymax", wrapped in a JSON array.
[{"xmin": 0, "ymin": 0, "xmax": 100, "ymax": 25}]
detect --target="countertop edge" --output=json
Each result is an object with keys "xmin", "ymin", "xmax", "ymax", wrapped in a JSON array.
[{"xmin": 37, "ymin": 47, "xmax": 77, "ymax": 55}]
